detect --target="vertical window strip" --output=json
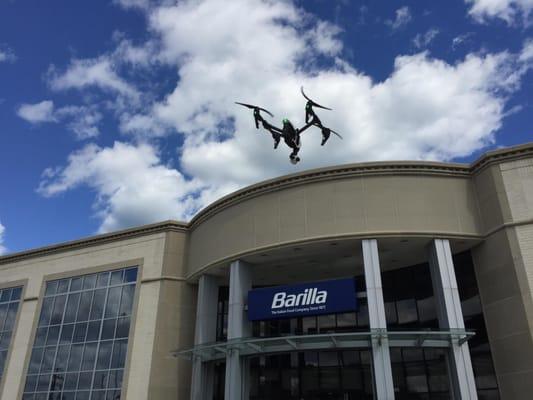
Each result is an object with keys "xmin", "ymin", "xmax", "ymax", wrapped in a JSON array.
[
  {"xmin": 0, "ymin": 286, "xmax": 22, "ymax": 383},
  {"xmin": 22, "ymin": 267, "xmax": 137, "ymax": 400}
]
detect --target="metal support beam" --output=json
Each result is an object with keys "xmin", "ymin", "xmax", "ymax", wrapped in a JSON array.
[
  {"xmin": 428, "ymin": 239, "xmax": 478, "ymax": 400},
  {"xmin": 416, "ymin": 334, "xmax": 428, "ymax": 347},
  {"xmin": 285, "ymin": 339, "xmax": 298, "ymax": 349},
  {"xmin": 225, "ymin": 260, "xmax": 252, "ymax": 400},
  {"xmin": 191, "ymin": 275, "xmax": 219, "ymax": 400},
  {"xmin": 362, "ymin": 239, "xmax": 395, "ymax": 400},
  {"xmin": 246, "ymin": 342, "xmax": 262, "ymax": 352}
]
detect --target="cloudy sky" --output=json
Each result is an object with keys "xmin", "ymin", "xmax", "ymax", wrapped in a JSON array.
[{"xmin": 1, "ymin": 0, "xmax": 532, "ymax": 254}]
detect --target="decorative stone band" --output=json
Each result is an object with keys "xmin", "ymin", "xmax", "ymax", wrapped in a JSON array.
[{"xmin": 172, "ymin": 329, "xmax": 475, "ymax": 362}]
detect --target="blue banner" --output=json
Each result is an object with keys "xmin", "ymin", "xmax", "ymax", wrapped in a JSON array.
[{"xmin": 247, "ymin": 278, "xmax": 357, "ymax": 321}]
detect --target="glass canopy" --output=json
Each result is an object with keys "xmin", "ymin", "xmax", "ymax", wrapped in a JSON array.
[{"xmin": 172, "ymin": 329, "xmax": 475, "ymax": 362}]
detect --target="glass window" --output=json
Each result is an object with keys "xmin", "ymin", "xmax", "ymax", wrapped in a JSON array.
[
  {"xmin": 382, "ymin": 263, "xmax": 438, "ymax": 331},
  {"xmin": 216, "ymin": 287, "xmax": 229, "ymax": 341},
  {"xmin": 0, "ymin": 286, "xmax": 23, "ymax": 383},
  {"xmin": 454, "ymin": 252, "xmax": 500, "ymax": 398},
  {"xmin": 391, "ymin": 348, "xmax": 449, "ymax": 398},
  {"xmin": 23, "ymin": 267, "xmax": 137, "ymax": 399},
  {"xmin": 383, "ymin": 251, "xmax": 500, "ymax": 398},
  {"xmin": 246, "ymin": 350, "xmax": 374, "ymax": 400}
]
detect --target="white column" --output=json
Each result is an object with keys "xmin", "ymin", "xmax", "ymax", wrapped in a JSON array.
[
  {"xmin": 190, "ymin": 275, "xmax": 219, "ymax": 400},
  {"xmin": 428, "ymin": 239, "xmax": 478, "ymax": 400},
  {"xmin": 362, "ymin": 239, "xmax": 395, "ymax": 400},
  {"xmin": 225, "ymin": 260, "xmax": 252, "ymax": 400}
]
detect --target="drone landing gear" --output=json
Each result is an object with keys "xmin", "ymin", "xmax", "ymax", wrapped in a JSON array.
[
  {"xmin": 272, "ymin": 134, "xmax": 281, "ymax": 149},
  {"xmin": 321, "ymin": 128, "xmax": 331, "ymax": 146}
]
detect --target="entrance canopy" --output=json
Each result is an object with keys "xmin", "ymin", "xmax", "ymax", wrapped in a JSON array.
[{"xmin": 173, "ymin": 329, "xmax": 474, "ymax": 362}]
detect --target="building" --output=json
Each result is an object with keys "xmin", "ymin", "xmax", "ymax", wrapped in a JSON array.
[{"xmin": 1, "ymin": 142, "xmax": 533, "ymax": 400}]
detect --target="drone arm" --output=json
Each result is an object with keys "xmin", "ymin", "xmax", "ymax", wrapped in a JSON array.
[
  {"xmin": 297, "ymin": 115, "xmax": 340, "ymax": 145},
  {"xmin": 297, "ymin": 114, "xmax": 323, "ymax": 134},
  {"xmin": 253, "ymin": 109, "xmax": 266, "ymax": 129},
  {"xmin": 305, "ymin": 102, "xmax": 315, "ymax": 123},
  {"xmin": 260, "ymin": 119, "xmax": 283, "ymax": 149},
  {"xmin": 297, "ymin": 121, "xmax": 315, "ymax": 134},
  {"xmin": 261, "ymin": 119, "xmax": 283, "ymax": 134}
]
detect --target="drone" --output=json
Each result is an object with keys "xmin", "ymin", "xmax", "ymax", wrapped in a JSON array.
[{"xmin": 236, "ymin": 87, "xmax": 342, "ymax": 164}]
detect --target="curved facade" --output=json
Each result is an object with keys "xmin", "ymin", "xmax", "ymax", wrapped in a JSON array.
[
  {"xmin": 0, "ymin": 143, "xmax": 532, "ymax": 399},
  {"xmin": 187, "ymin": 166, "xmax": 479, "ymax": 278}
]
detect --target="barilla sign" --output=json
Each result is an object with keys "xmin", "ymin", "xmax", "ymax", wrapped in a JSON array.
[{"xmin": 247, "ymin": 278, "xmax": 357, "ymax": 321}]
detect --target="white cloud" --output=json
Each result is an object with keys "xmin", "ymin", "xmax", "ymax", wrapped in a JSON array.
[
  {"xmin": 520, "ymin": 38, "xmax": 533, "ymax": 62},
  {"xmin": 113, "ymin": 38, "xmax": 158, "ymax": 67},
  {"xmin": 17, "ymin": 101, "xmax": 56, "ymax": 123},
  {"xmin": 306, "ymin": 21, "xmax": 343, "ymax": 56},
  {"xmin": 17, "ymin": 101, "xmax": 102, "ymax": 139},
  {"xmin": 39, "ymin": 0, "xmax": 533, "ymax": 232},
  {"xmin": 0, "ymin": 47, "xmax": 16, "ymax": 63},
  {"xmin": 48, "ymin": 57, "xmax": 140, "ymax": 101},
  {"xmin": 56, "ymin": 106, "xmax": 103, "ymax": 140},
  {"xmin": 466, "ymin": 0, "xmax": 533, "ymax": 24},
  {"xmin": 38, "ymin": 142, "xmax": 205, "ymax": 232},
  {"xmin": 122, "ymin": 0, "xmax": 345, "ymax": 139},
  {"xmin": 413, "ymin": 28, "xmax": 440, "ymax": 49},
  {"xmin": 176, "ymin": 50, "xmax": 531, "ymax": 187},
  {"xmin": 0, "ymin": 221, "xmax": 6, "ymax": 255},
  {"xmin": 113, "ymin": 0, "xmax": 151, "ymax": 10},
  {"xmin": 386, "ymin": 6, "xmax": 412, "ymax": 29},
  {"xmin": 357, "ymin": 5, "xmax": 369, "ymax": 25},
  {"xmin": 452, "ymin": 32, "xmax": 475, "ymax": 50}
]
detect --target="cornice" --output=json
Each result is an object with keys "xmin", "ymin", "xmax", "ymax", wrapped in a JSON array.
[
  {"xmin": 188, "ymin": 143, "xmax": 533, "ymax": 229},
  {"xmin": 470, "ymin": 142, "xmax": 533, "ymax": 174},
  {"xmin": 0, "ymin": 220, "xmax": 187, "ymax": 266},
  {"xmin": 187, "ymin": 161, "xmax": 472, "ymax": 228}
]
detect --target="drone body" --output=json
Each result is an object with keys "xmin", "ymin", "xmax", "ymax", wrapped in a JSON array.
[{"xmin": 236, "ymin": 87, "xmax": 342, "ymax": 164}]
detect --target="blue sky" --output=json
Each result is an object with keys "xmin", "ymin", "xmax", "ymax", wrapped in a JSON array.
[{"xmin": 0, "ymin": 0, "xmax": 532, "ymax": 255}]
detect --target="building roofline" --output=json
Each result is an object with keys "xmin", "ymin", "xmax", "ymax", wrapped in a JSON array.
[
  {"xmin": 188, "ymin": 142, "xmax": 533, "ymax": 228},
  {"xmin": 0, "ymin": 220, "xmax": 187, "ymax": 265},
  {"xmin": 1, "ymin": 142, "xmax": 532, "ymax": 265}
]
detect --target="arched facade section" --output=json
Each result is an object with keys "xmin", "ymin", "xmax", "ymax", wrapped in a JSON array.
[{"xmin": 187, "ymin": 164, "xmax": 481, "ymax": 278}]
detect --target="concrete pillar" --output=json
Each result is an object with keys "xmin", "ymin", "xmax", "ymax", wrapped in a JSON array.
[
  {"xmin": 362, "ymin": 239, "xmax": 395, "ymax": 400},
  {"xmin": 428, "ymin": 239, "xmax": 478, "ymax": 400},
  {"xmin": 190, "ymin": 275, "xmax": 219, "ymax": 400},
  {"xmin": 225, "ymin": 260, "xmax": 252, "ymax": 400}
]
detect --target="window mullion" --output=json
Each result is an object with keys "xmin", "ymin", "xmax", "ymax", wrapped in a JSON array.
[
  {"xmin": 88, "ymin": 279, "xmax": 113, "ymax": 394},
  {"xmin": 45, "ymin": 289, "xmax": 70, "ymax": 395}
]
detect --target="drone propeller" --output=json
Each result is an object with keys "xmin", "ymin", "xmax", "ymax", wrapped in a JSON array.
[
  {"xmin": 236, "ymin": 102, "xmax": 275, "ymax": 129},
  {"xmin": 330, "ymin": 129, "xmax": 343, "ymax": 139},
  {"xmin": 320, "ymin": 127, "xmax": 343, "ymax": 146},
  {"xmin": 300, "ymin": 87, "xmax": 332, "ymax": 110},
  {"xmin": 235, "ymin": 102, "xmax": 274, "ymax": 117}
]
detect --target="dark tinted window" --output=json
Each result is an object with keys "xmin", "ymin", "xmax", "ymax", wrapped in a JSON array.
[
  {"xmin": 382, "ymin": 262, "xmax": 438, "ymax": 331},
  {"xmin": 454, "ymin": 252, "xmax": 500, "ymax": 399}
]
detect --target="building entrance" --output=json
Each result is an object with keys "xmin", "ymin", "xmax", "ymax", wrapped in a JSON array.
[
  {"xmin": 213, "ymin": 350, "xmax": 374, "ymax": 400},
  {"xmin": 201, "ymin": 250, "xmax": 499, "ymax": 400},
  {"xmin": 249, "ymin": 350, "xmax": 374, "ymax": 400},
  {"xmin": 212, "ymin": 346, "xmax": 456, "ymax": 400}
]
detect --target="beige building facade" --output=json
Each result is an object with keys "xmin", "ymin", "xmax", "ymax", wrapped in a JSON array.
[{"xmin": 0, "ymin": 142, "xmax": 532, "ymax": 399}]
